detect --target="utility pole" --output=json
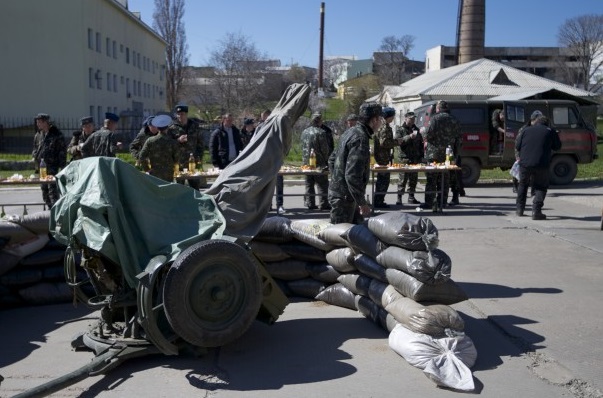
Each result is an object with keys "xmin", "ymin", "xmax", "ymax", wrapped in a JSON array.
[{"xmin": 318, "ymin": 2, "xmax": 325, "ymax": 95}]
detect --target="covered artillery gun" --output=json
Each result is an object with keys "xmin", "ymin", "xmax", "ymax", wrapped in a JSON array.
[{"xmin": 13, "ymin": 83, "xmax": 311, "ymax": 397}]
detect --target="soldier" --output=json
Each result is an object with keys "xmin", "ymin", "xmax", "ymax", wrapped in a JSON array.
[
  {"xmin": 139, "ymin": 115, "xmax": 179, "ymax": 183},
  {"xmin": 67, "ymin": 116, "xmax": 95, "ymax": 162},
  {"xmin": 395, "ymin": 111, "xmax": 422, "ymax": 205},
  {"xmin": 32, "ymin": 113, "xmax": 66, "ymax": 208},
  {"xmin": 129, "ymin": 116, "xmax": 158, "ymax": 165},
  {"xmin": 301, "ymin": 113, "xmax": 330, "ymax": 210},
  {"xmin": 373, "ymin": 107, "xmax": 398, "ymax": 208},
  {"xmin": 491, "ymin": 109, "xmax": 505, "ymax": 155},
  {"xmin": 345, "ymin": 113, "xmax": 358, "ymax": 128},
  {"xmin": 168, "ymin": 104, "xmax": 205, "ymax": 189},
  {"xmin": 422, "ymin": 100, "xmax": 462, "ymax": 212},
  {"xmin": 328, "ymin": 102, "xmax": 382, "ymax": 224},
  {"xmin": 240, "ymin": 118, "xmax": 255, "ymax": 148},
  {"xmin": 81, "ymin": 112, "xmax": 123, "ymax": 157},
  {"xmin": 209, "ymin": 113, "xmax": 243, "ymax": 170}
]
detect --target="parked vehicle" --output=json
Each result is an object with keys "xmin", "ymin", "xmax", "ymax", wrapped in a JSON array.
[{"xmin": 413, "ymin": 100, "xmax": 598, "ymax": 186}]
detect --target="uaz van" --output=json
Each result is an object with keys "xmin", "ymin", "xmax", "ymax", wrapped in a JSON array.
[{"xmin": 413, "ymin": 100, "xmax": 598, "ymax": 186}]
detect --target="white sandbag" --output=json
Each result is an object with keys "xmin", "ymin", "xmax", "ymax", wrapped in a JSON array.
[
  {"xmin": 290, "ymin": 219, "xmax": 334, "ymax": 251},
  {"xmin": 315, "ymin": 283, "xmax": 356, "ymax": 310},
  {"xmin": 368, "ymin": 212, "xmax": 439, "ymax": 251},
  {"xmin": 263, "ymin": 259, "xmax": 310, "ymax": 280},
  {"xmin": 337, "ymin": 273, "xmax": 372, "ymax": 297},
  {"xmin": 306, "ymin": 263, "xmax": 341, "ymax": 283},
  {"xmin": 325, "ymin": 247, "xmax": 356, "ymax": 273},
  {"xmin": 254, "ymin": 216, "xmax": 295, "ymax": 243},
  {"xmin": 249, "ymin": 240, "xmax": 290, "ymax": 262},
  {"xmin": 388, "ymin": 324, "xmax": 477, "ymax": 391},
  {"xmin": 318, "ymin": 223, "xmax": 354, "ymax": 247},
  {"xmin": 341, "ymin": 224, "xmax": 388, "ymax": 259},
  {"xmin": 3, "ymin": 234, "xmax": 50, "ymax": 258},
  {"xmin": 14, "ymin": 211, "xmax": 51, "ymax": 235},
  {"xmin": 386, "ymin": 268, "xmax": 468, "ymax": 305},
  {"xmin": 376, "ymin": 247, "xmax": 451, "ymax": 285}
]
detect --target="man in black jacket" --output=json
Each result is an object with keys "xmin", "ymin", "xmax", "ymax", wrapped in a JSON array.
[
  {"xmin": 209, "ymin": 113, "xmax": 243, "ymax": 169},
  {"xmin": 515, "ymin": 113, "xmax": 562, "ymax": 220}
]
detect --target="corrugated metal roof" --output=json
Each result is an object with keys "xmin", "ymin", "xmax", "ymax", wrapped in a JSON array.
[{"xmin": 384, "ymin": 58, "xmax": 596, "ymax": 101}]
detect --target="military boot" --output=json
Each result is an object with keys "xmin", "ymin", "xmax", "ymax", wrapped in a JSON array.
[
  {"xmin": 396, "ymin": 194, "xmax": 403, "ymax": 205},
  {"xmin": 532, "ymin": 208, "xmax": 546, "ymax": 220},
  {"xmin": 448, "ymin": 193, "xmax": 459, "ymax": 206},
  {"xmin": 407, "ymin": 194, "xmax": 420, "ymax": 205},
  {"xmin": 516, "ymin": 205, "xmax": 525, "ymax": 217}
]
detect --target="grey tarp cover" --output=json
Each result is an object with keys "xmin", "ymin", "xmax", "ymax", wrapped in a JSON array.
[
  {"xmin": 205, "ymin": 83, "xmax": 311, "ymax": 241},
  {"xmin": 49, "ymin": 157, "xmax": 226, "ymax": 288}
]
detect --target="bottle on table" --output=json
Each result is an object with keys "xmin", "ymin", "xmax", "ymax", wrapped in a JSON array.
[
  {"xmin": 188, "ymin": 153, "xmax": 196, "ymax": 173},
  {"xmin": 309, "ymin": 148, "xmax": 317, "ymax": 168},
  {"xmin": 39, "ymin": 158, "xmax": 47, "ymax": 178},
  {"xmin": 445, "ymin": 145, "xmax": 453, "ymax": 167},
  {"xmin": 173, "ymin": 163, "xmax": 179, "ymax": 178}
]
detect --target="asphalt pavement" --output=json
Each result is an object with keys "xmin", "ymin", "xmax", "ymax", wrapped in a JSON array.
[{"xmin": 1, "ymin": 179, "xmax": 602, "ymax": 398}]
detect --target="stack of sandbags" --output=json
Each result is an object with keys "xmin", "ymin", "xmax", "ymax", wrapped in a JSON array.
[{"xmin": 0, "ymin": 211, "xmax": 71, "ymax": 308}]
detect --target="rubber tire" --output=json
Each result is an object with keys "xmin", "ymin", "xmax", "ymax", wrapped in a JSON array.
[
  {"xmin": 549, "ymin": 155, "xmax": 577, "ymax": 185},
  {"xmin": 461, "ymin": 157, "xmax": 481, "ymax": 187},
  {"xmin": 163, "ymin": 239, "xmax": 262, "ymax": 348}
]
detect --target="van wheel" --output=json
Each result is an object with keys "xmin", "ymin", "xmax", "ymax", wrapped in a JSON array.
[
  {"xmin": 549, "ymin": 155, "xmax": 577, "ymax": 185},
  {"xmin": 461, "ymin": 158, "xmax": 481, "ymax": 187}
]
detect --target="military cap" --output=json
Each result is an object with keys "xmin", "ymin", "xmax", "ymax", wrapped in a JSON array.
[
  {"xmin": 404, "ymin": 111, "xmax": 416, "ymax": 118},
  {"xmin": 142, "ymin": 115, "xmax": 155, "ymax": 127},
  {"xmin": 80, "ymin": 116, "xmax": 94, "ymax": 126},
  {"xmin": 436, "ymin": 100, "xmax": 449, "ymax": 110},
  {"xmin": 105, "ymin": 112, "xmax": 120, "ymax": 122},
  {"xmin": 151, "ymin": 114, "xmax": 172, "ymax": 129},
  {"xmin": 530, "ymin": 110, "xmax": 543, "ymax": 120},
  {"xmin": 382, "ymin": 107, "xmax": 396, "ymax": 118},
  {"xmin": 35, "ymin": 113, "xmax": 50, "ymax": 121},
  {"xmin": 346, "ymin": 113, "xmax": 358, "ymax": 121},
  {"xmin": 243, "ymin": 118, "xmax": 255, "ymax": 125},
  {"xmin": 359, "ymin": 102, "xmax": 382, "ymax": 120},
  {"xmin": 175, "ymin": 104, "xmax": 189, "ymax": 113}
]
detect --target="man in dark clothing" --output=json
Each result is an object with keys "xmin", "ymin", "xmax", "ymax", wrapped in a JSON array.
[
  {"xmin": 67, "ymin": 116, "xmax": 95, "ymax": 162},
  {"xmin": 209, "ymin": 113, "xmax": 243, "ymax": 169},
  {"xmin": 328, "ymin": 102, "xmax": 383, "ymax": 224},
  {"xmin": 81, "ymin": 112, "xmax": 123, "ymax": 157},
  {"xmin": 301, "ymin": 113, "xmax": 330, "ymax": 210},
  {"xmin": 169, "ymin": 104, "xmax": 205, "ymax": 189},
  {"xmin": 395, "ymin": 111, "xmax": 422, "ymax": 205},
  {"xmin": 515, "ymin": 114, "xmax": 562, "ymax": 220},
  {"xmin": 33, "ymin": 113, "xmax": 66, "ymax": 208}
]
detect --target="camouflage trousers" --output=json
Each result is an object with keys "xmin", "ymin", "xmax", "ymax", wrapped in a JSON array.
[
  {"xmin": 304, "ymin": 174, "xmax": 329, "ymax": 208},
  {"xmin": 41, "ymin": 181, "xmax": 60, "ymax": 208},
  {"xmin": 397, "ymin": 171, "xmax": 419, "ymax": 195},
  {"xmin": 374, "ymin": 172, "xmax": 391, "ymax": 205},
  {"xmin": 328, "ymin": 197, "xmax": 363, "ymax": 225},
  {"xmin": 424, "ymin": 171, "xmax": 450, "ymax": 209}
]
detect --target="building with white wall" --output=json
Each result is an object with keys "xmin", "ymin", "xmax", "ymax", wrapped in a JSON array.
[{"xmin": 0, "ymin": 0, "xmax": 167, "ymax": 128}]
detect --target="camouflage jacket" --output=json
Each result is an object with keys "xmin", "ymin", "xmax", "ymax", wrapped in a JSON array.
[
  {"xmin": 129, "ymin": 127, "xmax": 154, "ymax": 160},
  {"xmin": 328, "ymin": 123, "xmax": 373, "ymax": 206},
  {"xmin": 139, "ymin": 133, "xmax": 179, "ymax": 182},
  {"xmin": 394, "ymin": 122, "xmax": 422, "ymax": 162},
  {"xmin": 373, "ymin": 122, "xmax": 397, "ymax": 165},
  {"xmin": 81, "ymin": 128, "xmax": 120, "ymax": 158},
  {"xmin": 168, "ymin": 119, "xmax": 204, "ymax": 166},
  {"xmin": 300, "ymin": 125, "xmax": 330, "ymax": 168},
  {"xmin": 33, "ymin": 125, "xmax": 67, "ymax": 174},
  {"xmin": 67, "ymin": 131, "xmax": 93, "ymax": 161},
  {"xmin": 424, "ymin": 111, "xmax": 462, "ymax": 162}
]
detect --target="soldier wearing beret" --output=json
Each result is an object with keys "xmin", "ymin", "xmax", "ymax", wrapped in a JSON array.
[
  {"xmin": 129, "ymin": 116, "xmax": 158, "ymax": 164},
  {"xmin": 32, "ymin": 113, "xmax": 66, "ymax": 207},
  {"xmin": 139, "ymin": 115, "xmax": 179, "ymax": 183},
  {"xmin": 81, "ymin": 112, "xmax": 123, "ymax": 157},
  {"xmin": 373, "ymin": 107, "xmax": 399, "ymax": 208},
  {"xmin": 67, "ymin": 116, "xmax": 95, "ymax": 161},
  {"xmin": 328, "ymin": 102, "xmax": 383, "ymax": 224},
  {"xmin": 168, "ymin": 104, "xmax": 205, "ymax": 189}
]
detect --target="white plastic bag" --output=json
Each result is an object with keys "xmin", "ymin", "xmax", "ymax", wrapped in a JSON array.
[{"xmin": 510, "ymin": 160, "xmax": 520, "ymax": 180}]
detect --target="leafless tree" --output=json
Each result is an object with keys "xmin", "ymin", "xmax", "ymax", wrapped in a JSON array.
[
  {"xmin": 153, "ymin": 0, "xmax": 189, "ymax": 110},
  {"xmin": 208, "ymin": 32, "xmax": 269, "ymax": 116},
  {"xmin": 375, "ymin": 35, "xmax": 415, "ymax": 85},
  {"xmin": 557, "ymin": 14, "xmax": 603, "ymax": 92}
]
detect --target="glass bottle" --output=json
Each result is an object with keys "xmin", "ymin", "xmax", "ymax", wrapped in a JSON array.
[
  {"xmin": 369, "ymin": 148, "xmax": 375, "ymax": 167},
  {"xmin": 39, "ymin": 158, "xmax": 47, "ymax": 178},
  {"xmin": 173, "ymin": 163, "xmax": 179, "ymax": 178},
  {"xmin": 445, "ymin": 145, "xmax": 452, "ymax": 167},
  {"xmin": 188, "ymin": 153, "xmax": 196, "ymax": 173},
  {"xmin": 309, "ymin": 148, "xmax": 317, "ymax": 168}
]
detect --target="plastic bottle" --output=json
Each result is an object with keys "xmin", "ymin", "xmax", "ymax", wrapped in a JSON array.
[
  {"xmin": 39, "ymin": 158, "xmax": 47, "ymax": 178},
  {"xmin": 445, "ymin": 145, "xmax": 452, "ymax": 167},
  {"xmin": 309, "ymin": 148, "xmax": 317, "ymax": 168},
  {"xmin": 188, "ymin": 153, "xmax": 196, "ymax": 173}
]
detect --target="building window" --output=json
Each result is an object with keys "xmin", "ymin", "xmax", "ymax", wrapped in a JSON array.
[
  {"xmin": 96, "ymin": 69, "xmax": 102, "ymax": 89},
  {"xmin": 95, "ymin": 32, "xmax": 101, "ymax": 53},
  {"xmin": 126, "ymin": 78, "xmax": 130, "ymax": 97},
  {"xmin": 137, "ymin": 81, "xmax": 141, "ymax": 96},
  {"xmin": 97, "ymin": 106, "xmax": 102, "ymax": 124},
  {"xmin": 87, "ymin": 29, "xmax": 93, "ymax": 50},
  {"xmin": 88, "ymin": 68, "xmax": 94, "ymax": 88},
  {"xmin": 132, "ymin": 51, "xmax": 136, "ymax": 67},
  {"xmin": 126, "ymin": 47, "xmax": 130, "ymax": 64},
  {"xmin": 137, "ymin": 53, "xmax": 141, "ymax": 69},
  {"xmin": 112, "ymin": 41, "xmax": 117, "ymax": 59}
]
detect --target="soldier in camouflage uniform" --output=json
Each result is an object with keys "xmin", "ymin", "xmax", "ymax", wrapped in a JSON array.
[
  {"xmin": 301, "ymin": 113, "xmax": 331, "ymax": 210},
  {"xmin": 373, "ymin": 107, "xmax": 399, "ymax": 208},
  {"xmin": 129, "ymin": 116, "xmax": 158, "ymax": 165},
  {"xmin": 139, "ymin": 115, "xmax": 179, "ymax": 183},
  {"xmin": 32, "ymin": 113, "xmax": 66, "ymax": 208},
  {"xmin": 395, "ymin": 111, "xmax": 422, "ymax": 205},
  {"xmin": 422, "ymin": 100, "xmax": 462, "ymax": 212},
  {"xmin": 328, "ymin": 103, "xmax": 383, "ymax": 224},
  {"xmin": 67, "ymin": 116, "xmax": 95, "ymax": 162},
  {"xmin": 168, "ymin": 105, "xmax": 205, "ymax": 189},
  {"xmin": 81, "ymin": 112, "xmax": 123, "ymax": 158}
]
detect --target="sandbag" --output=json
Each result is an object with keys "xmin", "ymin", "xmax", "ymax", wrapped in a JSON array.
[
  {"xmin": 389, "ymin": 324, "xmax": 477, "ymax": 391},
  {"xmin": 355, "ymin": 295, "xmax": 380, "ymax": 324},
  {"xmin": 318, "ymin": 223, "xmax": 354, "ymax": 247},
  {"xmin": 279, "ymin": 241, "xmax": 326, "ymax": 262},
  {"xmin": 315, "ymin": 283, "xmax": 356, "ymax": 310},
  {"xmin": 376, "ymin": 247, "xmax": 451, "ymax": 285},
  {"xmin": 18, "ymin": 282, "xmax": 73, "ymax": 305},
  {"xmin": 353, "ymin": 254, "xmax": 387, "ymax": 283},
  {"xmin": 341, "ymin": 224, "xmax": 387, "ymax": 259},
  {"xmin": 3, "ymin": 234, "xmax": 50, "ymax": 258},
  {"xmin": 285, "ymin": 278, "xmax": 328, "ymax": 299},
  {"xmin": 14, "ymin": 211, "xmax": 51, "ymax": 235},
  {"xmin": 0, "ymin": 220, "xmax": 37, "ymax": 245},
  {"xmin": 337, "ymin": 273, "xmax": 372, "ymax": 297},
  {"xmin": 42, "ymin": 265, "xmax": 66, "ymax": 281},
  {"xmin": 368, "ymin": 212, "xmax": 439, "ymax": 251},
  {"xmin": 386, "ymin": 268, "xmax": 468, "ymax": 304},
  {"xmin": 290, "ymin": 219, "xmax": 334, "ymax": 251},
  {"xmin": 249, "ymin": 240, "xmax": 290, "ymax": 262},
  {"xmin": 1, "ymin": 268, "xmax": 43, "ymax": 287},
  {"xmin": 263, "ymin": 259, "xmax": 310, "ymax": 280},
  {"xmin": 0, "ymin": 252, "xmax": 20, "ymax": 277},
  {"xmin": 253, "ymin": 216, "xmax": 295, "ymax": 243},
  {"xmin": 306, "ymin": 263, "xmax": 341, "ymax": 283},
  {"xmin": 368, "ymin": 280, "xmax": 404, "ymax": 309},
  {"xmin": 385, "ymin": 297, "xmax": 464, "ymax": 337},
  {"xmin": 325, "ymin": 247, "xmax": 356, "ymax": 273},
  {"xmin": 19, "ymin": 249, "xmax": 65, "ymax": 268}
]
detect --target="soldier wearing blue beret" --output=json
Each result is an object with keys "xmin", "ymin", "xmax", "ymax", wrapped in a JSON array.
[{"xmin": 139, "ymin": 115, "xmax": 179, "ymax": 182}]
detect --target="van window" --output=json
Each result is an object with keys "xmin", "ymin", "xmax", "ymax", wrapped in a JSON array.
[
  {"xmin": 552, "ymin": 106, "xmax": 578, "ymax": 126},
  {"xmin": 449, "ymin": 108, "xmax": 484, "ymax": 125},
  {"xmin": 506, "ymin": 105, "xmax": 526, "ymax": 124}
]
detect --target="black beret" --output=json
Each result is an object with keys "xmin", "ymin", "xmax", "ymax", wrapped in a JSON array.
[
  {"xmin": 175, "ymin": 105, "xmax": 189, "ymax": 113},
  {"xmin": 80, "ymin": 116, "xmax": 93, "ymax": 126},
  {"xmin": 243, "ymin": 118, "xmax": 254, "ymax": 125},
  {"xmin": 382, "ymin": 107, "xmax": 396, "ymax": 118},
  {"xmin": 105, "ymin": 112, "xmax": 119, "ymax": 122}
]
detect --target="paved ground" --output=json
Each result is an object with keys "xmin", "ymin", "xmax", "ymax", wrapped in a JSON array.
[{"xmin": 1, "ymin": 179, "xmax": 602, "ymax": 398}]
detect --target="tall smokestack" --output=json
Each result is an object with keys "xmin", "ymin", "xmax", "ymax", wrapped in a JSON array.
[{"xmin": 457, "ymin": 0, "xmax": 485, "ymax": 64}]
